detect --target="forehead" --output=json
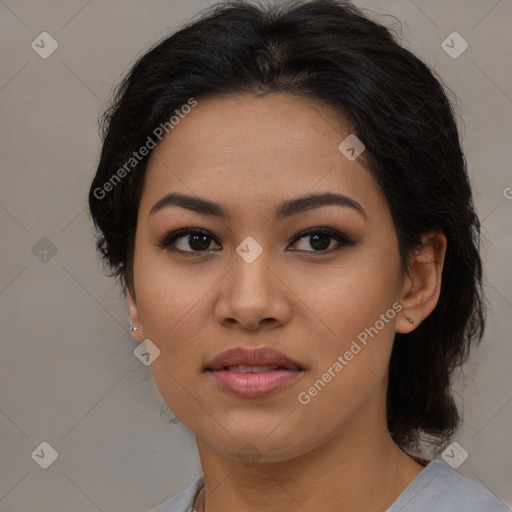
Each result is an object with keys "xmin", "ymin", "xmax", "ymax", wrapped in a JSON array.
[{"xmin": 139, "ymin": 93, "xmax": 387, "ymax": 221}]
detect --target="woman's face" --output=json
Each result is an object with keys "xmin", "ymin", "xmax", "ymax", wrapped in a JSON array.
[{"xmin": 128, "ymin": 93, "xmax": 411, "ymax": 462}]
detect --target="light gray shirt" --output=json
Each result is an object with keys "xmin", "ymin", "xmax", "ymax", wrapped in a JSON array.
[{"xmin": 150, "ymin": 460, "xmax": 511, "ymax": 512}]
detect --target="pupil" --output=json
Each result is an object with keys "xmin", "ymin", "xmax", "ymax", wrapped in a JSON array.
[
  {"xmin": 310, "ymin": 234, "xmax": 330, "ymax": 250},
  {"xmin": 189, "ymin": 234, "xmax": 210, "ymax": 251}
]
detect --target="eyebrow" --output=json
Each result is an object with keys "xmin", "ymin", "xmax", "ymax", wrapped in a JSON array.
[{"xmin": 149, "ymin": 191, "xmax": 368, "ymax": 221}]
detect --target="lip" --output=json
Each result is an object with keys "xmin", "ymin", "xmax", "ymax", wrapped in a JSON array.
[
  {"xmin": 206, "ymin": 346, "xmax": 304, "ymax": 371},
  {"xmin": 205, "ymin": 346, "xmax": 306, "ymax": 398}
]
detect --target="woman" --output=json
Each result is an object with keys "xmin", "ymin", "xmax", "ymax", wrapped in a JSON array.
[{"xmin": 88, "ymin": 1, "xmax": 510, "ymax": 510}]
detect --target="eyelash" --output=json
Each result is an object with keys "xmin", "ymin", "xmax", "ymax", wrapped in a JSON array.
[{"xmin": 157, "ymin": 227, "xmax": 356, "ymax": 256}]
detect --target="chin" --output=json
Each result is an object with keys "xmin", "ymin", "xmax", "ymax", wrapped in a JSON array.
[{"xmin": 208, "ymin": 427, "xmax": 311, "ymax": 464}]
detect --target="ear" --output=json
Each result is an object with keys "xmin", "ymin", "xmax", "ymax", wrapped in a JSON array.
[
  {"xmin": 396, "ymin": 230, "xmax": 447, "ymax": 334},
  {"xmin": 127, "ymin": 287, "xmax": 145, "ymax": 341}
]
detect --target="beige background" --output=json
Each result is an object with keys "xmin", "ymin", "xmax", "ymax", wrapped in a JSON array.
[{"xmin": 0, "ymin": 0, "xmax": 511, "ymax": 510}]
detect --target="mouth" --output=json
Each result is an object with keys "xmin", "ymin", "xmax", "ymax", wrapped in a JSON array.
[
  {"xmin": 204, "ymin": 347, "xmax": 306, "ymax": 398},
  {"xmin": 220, "ymin": 364, "xmax": 298, "ymax": 372}
]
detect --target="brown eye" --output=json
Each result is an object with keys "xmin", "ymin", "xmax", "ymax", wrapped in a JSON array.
[
  {"xmin": 158, "ymin": 229, "xmax": 221, "ymax": 253},
  {"xmin": 158, "ymin": 227, "xmax": 355, "ymax": 255},
  {"xmin": 289, "ymin": 228, "xmax": 355, "ymax": 253}
]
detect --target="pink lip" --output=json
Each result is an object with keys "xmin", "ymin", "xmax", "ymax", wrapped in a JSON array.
[
  {"xmin": 205, "ymin": 346, "xmax": 304, "ymax": 370},
  {"xmin": 209, "ymin": 368, "xmax": 304, "ymax": 398},
  {"xmin": 205, "ymin": 346, "xmax": 306, "ymax": 398}
]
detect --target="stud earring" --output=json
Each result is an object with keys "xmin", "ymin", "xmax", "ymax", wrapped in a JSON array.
[
  {"xmin": 129, "ymin": 322, "xmax": 140, "ymax": 333},
  {"xmin": 406, "ymin": 316, "xmax": 415, "ymax": 324}
]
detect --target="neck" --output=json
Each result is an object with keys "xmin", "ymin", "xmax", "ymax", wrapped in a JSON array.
[{"xmin": 193, "ymin": 401, "xmax": 424, "ymax": 512}]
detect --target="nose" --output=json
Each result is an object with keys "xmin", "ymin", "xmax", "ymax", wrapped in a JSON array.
[{"xmin": 214, "ymin": 248, "xmax": 292, "ymax": 331}]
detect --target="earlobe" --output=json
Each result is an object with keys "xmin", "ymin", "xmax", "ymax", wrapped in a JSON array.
[
  {"xmin": 127, "ymin": 287, "xmax": 144, "ymax": 340},
  {"xmin": 396, "ymin": 230, "xmax": 447, "ymax": 334}
]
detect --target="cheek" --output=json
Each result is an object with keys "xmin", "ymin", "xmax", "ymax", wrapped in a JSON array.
[
  {"xmin": 289, "ymin": 245, "xmax": 401, "ymax": 401},
  {"xmin": 134, "ymin": 263, "xmax": 211, "ymax": 418},
  {"xmin": 132, "ymin": 249, "xmax": 224, "ymax": 383},
  {"xmin": 291, "ymin": 248, "xmax": 401, "ymax": 348},
  {"xmin": 293, "ymin": 280, "xmax": 398, "ymax": 441}
]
